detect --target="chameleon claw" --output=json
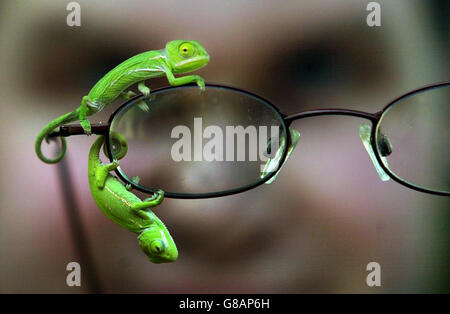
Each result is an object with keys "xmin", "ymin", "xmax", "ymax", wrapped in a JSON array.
[
  {"xmin": 137, "ymin": 101, "xmax": 150, "ymax": 112},
  {"xmin": 143, "ymin": 196, "xmax": 156, "ymax": 202},
  {"xmin": 196, "ymin": 78, "xmax": 205, "ymax": 92},
  {"xmin": 80, "ymin": 119, "xmax": 92, "ymax": 135},
  {"xmin": 144, "ymin": 190, "xmax": 164, "ymax": 203},
  {"xmin": 131, "ymin": 176, "xmax": 140, "ymax": 185},
  {"xmin": 138, "ymin": 81, "xmax": 151, "ymax": 97},
  {"xmin": 126, "ymin": 176, "xmax": 140, "ymax": 191}
]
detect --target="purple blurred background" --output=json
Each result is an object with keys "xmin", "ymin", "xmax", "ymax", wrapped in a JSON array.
[{"xmin": 0, "ymin": 0, "xmax": 448, "ymax": 293}]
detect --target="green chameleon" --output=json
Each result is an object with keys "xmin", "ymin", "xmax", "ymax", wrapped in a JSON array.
[
  {"xmin": 88, "ymin": 132, "xmax": 178, "ymax": 263},
  {"xmin": 36, "ymin": 39, "xmax": 210, "ymax": 163}
]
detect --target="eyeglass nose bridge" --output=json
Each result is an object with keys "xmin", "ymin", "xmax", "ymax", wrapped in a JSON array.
[{"xmin": 283, "ymin": 109, "xmax": 391, "ymax": 182}]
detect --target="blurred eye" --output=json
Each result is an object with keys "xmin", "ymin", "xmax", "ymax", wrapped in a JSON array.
[
  {"xmin": 179, "ymin": 42, "xmax": 195, "ymax": 58},
  {"xmin": 150, "ymin": 240, "xmax": 165, "ymax": 254},
  {"xmin": 24, "ymin": 19, "xmax": 160, "ymax": 97},
  {"xmin": 264, "ymin": 27, "xmax": 390, "ymax": 112}
]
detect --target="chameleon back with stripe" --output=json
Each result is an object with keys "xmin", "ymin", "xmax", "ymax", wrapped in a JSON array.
[{"xmin": 87, "ymin": 50, "xmax": 165, "ymax": 105}]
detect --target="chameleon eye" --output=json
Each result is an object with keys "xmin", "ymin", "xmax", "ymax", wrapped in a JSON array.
[
  {"xmin": 179, "ymin": 42, "xmax": 195, "ymax": 58},
  {"xmin": 150, "ymin": 240, "xmax": 165, "ymax": 254}
]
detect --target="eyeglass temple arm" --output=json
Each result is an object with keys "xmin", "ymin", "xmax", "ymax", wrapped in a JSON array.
[
  {"xmin": 47, "ymin": 123, "xmax": 110, "ymax": 138},
  {"xmin": 358, "ymin": 123, "xmax": 392, "ymax": 182}
]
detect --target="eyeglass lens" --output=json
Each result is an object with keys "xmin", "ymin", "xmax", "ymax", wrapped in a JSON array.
[
  {"xmin": 109, "ymin": 86, "xmax": 288, "ymax": 195},
  {"xmin": 376, "ymin": 84, "xmax": 449, "ymax": 193}
]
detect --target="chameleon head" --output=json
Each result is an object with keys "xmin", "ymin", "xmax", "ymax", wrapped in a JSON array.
[
  {"xmin": 165, "ymin": 40, "xmax": 210, "ymax": 74},
  {"xmin": 138, "ymin": 221, "xmax": 178, "ymax": 263}
]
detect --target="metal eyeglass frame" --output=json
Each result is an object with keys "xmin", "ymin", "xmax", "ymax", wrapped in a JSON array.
[{"xmin": 49, "ymin": 81, "xmax": 450, "ymax": 198}]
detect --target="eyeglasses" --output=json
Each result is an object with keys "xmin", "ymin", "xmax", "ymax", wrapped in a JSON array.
[{"xmin": 49, "ymin": 82, "xmax": 449, "ymax": 198}]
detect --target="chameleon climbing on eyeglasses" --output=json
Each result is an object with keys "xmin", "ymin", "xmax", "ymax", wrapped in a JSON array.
[
  {"xmin": 36, "ymin": 40, "xmax": 210, "ymax": 263},
  {"xmin": 89, "ymin": 132, "xmax": 178, "ymax": 263},
  {"xmin": 35, "ymin": 39, "xmax": 210, "ymax": 164}
]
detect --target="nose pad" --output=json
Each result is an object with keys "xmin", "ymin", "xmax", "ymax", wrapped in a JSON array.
[
  {"xmin": 358, "ymin": 124, "xmax": 390, "ymax": 181},
  {"xmin": 261, "ymin": 128, "xmax": 300, "ymax": 184}
]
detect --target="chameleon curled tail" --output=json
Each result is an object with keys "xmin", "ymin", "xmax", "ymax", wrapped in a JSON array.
[{"xmin": 35, "ymin": 108, "xmax": 81, "ymax": 164}]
